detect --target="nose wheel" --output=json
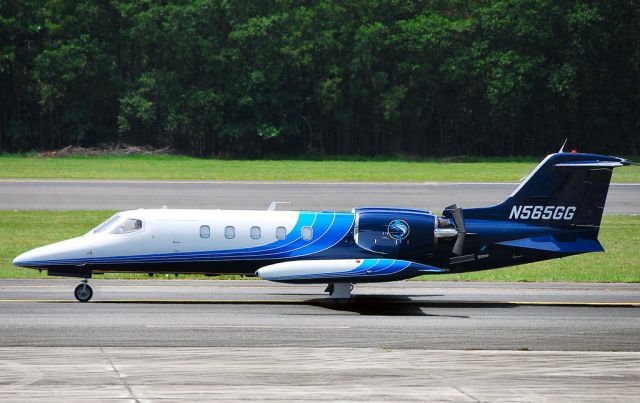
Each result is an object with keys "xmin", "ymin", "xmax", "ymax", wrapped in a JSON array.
[{"xmin": 74, "ymin": 280, "xmax": 93, "ymax": 302}]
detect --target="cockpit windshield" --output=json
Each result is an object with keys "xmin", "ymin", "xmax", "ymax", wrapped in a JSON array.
[
  {"xmin": 110, "ymin": 218, "xmax": 143, "ymax": 234},
  {"xmin": 91, "ymin": 214, "xmax": 120, "ymax": 234},
  {"xmin": 89, "ymin": 215, "xmax": 144, "ymax": 235}
]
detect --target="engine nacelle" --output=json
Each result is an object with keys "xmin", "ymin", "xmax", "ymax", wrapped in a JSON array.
[{"xmin": 353, "ymin": 207, "xmax": 436, "ymax": 257}]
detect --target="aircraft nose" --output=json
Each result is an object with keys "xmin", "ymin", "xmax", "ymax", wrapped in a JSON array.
[
  {"xmin": 12, "ymin": 250, "xmax": 36, "ymax": 267},
  {"xmin": 12, "ymin": 238, "xmax": 85, "ymax": 268}
]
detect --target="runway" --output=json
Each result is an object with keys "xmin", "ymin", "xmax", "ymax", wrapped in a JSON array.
[
  {"xmin": 0, "ymin": 280, "xmax": 638, "ymax": 350},
  {"xmin": 1, "ymin": 179, "xmax": 639, "ymax": 213}
]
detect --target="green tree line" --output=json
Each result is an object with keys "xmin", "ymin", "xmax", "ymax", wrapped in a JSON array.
[{"xmin": 1, "ymin": 0, "xmax": 639, "ymax": 157}]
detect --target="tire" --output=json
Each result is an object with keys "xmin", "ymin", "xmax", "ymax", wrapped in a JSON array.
[{"xmin": 74, "ymin": 283, "xmax": 93, "ymax": 302}]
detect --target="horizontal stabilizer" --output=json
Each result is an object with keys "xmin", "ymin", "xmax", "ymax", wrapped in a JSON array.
[
  {"xmin": 497, "ymin": 235, "xmax": 604, "ymax": 253},
  {"xmin": 555, "ymin": 160, "xmax": 626, "ymax": 168},
  {"xmin": 256, "ymin": 259, "xmax": 445, "ymax": 284}
]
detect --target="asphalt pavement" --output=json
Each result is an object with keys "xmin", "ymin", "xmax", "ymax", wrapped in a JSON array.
[
  {"xmin": 0, "ymin": 280, "xmax": 638, "ymax": 351},
  {"xmin": 1, "ymin": 179, "xmax": 638, "ymax": 213}
]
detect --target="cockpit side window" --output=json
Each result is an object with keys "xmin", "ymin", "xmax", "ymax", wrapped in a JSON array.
[{"xmin": 110, "ymin": 218, "xmax": 143, "ymax": 234}]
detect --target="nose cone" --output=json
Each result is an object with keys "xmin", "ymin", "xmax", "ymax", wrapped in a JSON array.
[
  {"xmin": 12, "ymin": 238, "xmax": 87, "ymax": 268},
  {"xmin": 13, "ymin": 248, "xmax": 49, "ymax": 268},
  {"xmin": 11, "ymin": 253, "xmax": 27, "ymax": 267}
]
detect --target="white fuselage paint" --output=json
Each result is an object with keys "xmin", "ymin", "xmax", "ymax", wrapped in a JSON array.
[
  {"xmin": 257, "ymin": 259, "xmax": 366, "ymax": 278},
  {"xmin": 14, "ymin": 209, "xmax": 304, "ymax": 265}
]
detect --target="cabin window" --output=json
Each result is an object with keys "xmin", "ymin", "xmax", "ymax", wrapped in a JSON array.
[
  {"xmin": 225, "ymin": 226, "xmax": 235, "ymax": 239},
  {"xmin": 250, "ymin": 226, "xmax": 261, "ymax": 240},
  {"xmin": 110, "ymin": 218, "xmax": 143, "ymax": 234},
  {"xmin": 301, "ymin": 226, "xmax": 313, "ymax": 240},
  {"xmin": 200, "ymin": 225, "xmax": 210, "ymax": 239},
  {"xmin": 276, "ymin": 226, "xmax": 287, "ymax": 240}
]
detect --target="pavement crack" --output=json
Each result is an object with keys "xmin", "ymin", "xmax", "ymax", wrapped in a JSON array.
[
  {"xmin": 100, "ymin": 347, "xmax": 140, "ymax": 403},
  {"xmin": 453, "ymin": 386, "xmax": 480, "ymax": 402}
]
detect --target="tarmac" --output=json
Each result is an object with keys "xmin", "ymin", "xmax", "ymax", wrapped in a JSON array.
[
  {"xmin": 0, "ymin": 280, "xmax": 638, "ymax": 350},
  {"xmin": 0, "ymin": 280, "xmax": 639, "ymax": 401}
]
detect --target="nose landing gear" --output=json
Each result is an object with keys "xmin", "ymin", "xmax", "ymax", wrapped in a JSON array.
[{"xmin": 74, "ymin": 279, "xmax": 93, "ymax": 302}]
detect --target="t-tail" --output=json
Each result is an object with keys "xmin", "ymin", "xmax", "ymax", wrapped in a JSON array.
[
  {"xmin": 450, "ymin": 151, "xmax": 632, "ymax": 257},
  {"xmin": 465, "ymin": 152, "xmax": 630, "ymax": 226}
]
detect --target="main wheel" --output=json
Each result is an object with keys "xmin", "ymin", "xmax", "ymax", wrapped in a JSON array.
[{"xmin": 74, "ymin": 283, "xmax": 93, "ymax": 302}]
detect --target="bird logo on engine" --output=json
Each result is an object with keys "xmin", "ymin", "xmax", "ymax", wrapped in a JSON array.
[{"xmin": 388, "ymin": 219, "xmax": 410, "ymax": 240}]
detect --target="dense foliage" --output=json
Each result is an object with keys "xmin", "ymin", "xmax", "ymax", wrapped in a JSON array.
[{"xmin": 1, "ymin": 0, "xmax": 638, "ymax": 157}]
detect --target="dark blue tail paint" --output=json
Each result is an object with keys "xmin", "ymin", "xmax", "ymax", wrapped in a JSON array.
[
  {"xmin": 460, "ymin": 152, "xmax": 629, "ymax": 229},
  {"xmin": 440, "ymin": 152, "xmax": 630, "ymax": 267}
]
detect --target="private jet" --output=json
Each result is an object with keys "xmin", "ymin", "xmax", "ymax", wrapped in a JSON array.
[{"xmin": 13, "ymin": 151, "xmax": 631, "ymax": 301}]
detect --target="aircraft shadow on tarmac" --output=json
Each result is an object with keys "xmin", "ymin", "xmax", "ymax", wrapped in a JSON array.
[
  {"xmin": 92, "ymin": 294, "xmax": 516, "ymax": 317},
  {"xmin": 311, "ymin": 298, "xmax": 469, "ymax": 317},
  {"xmin": 307, "ymin": 295, "xmax": 517, "ymax": 316}
]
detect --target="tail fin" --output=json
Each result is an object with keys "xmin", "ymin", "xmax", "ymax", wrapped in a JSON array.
[{"xmin": 463, "ymin": 152, "xmax": 630, "ymax": 228}]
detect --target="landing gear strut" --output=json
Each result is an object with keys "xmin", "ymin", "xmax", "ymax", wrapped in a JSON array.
[
  {"xmin": 325, "ymin": 283, "xmax": 353, "ymax": 300},
  {"xmin": 74, "ymin": 279, "xmax": 93, "ymax": 302}
]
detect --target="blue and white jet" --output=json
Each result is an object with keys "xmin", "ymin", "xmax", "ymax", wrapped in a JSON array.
[{"xmin": 13, "ymin": 151, "xmax": 632, "ymax": 302}]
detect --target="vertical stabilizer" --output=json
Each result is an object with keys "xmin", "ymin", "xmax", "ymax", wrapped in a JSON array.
[{"xmin": 461, "ymin": 152, "xmax": 629, "ymax": 229}]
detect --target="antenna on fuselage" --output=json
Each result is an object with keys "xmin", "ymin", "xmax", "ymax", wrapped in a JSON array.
[
  {"xmin": 268, "ymin": 201, "xmax": 291, "ymax": 211},
  {"xmin": 558, "ymin": 138, "xmax": 568, "ymax": 153}
]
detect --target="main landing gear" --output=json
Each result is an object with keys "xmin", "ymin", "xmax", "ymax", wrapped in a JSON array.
[
  {"xmin": 325, "ymin": 283, "xmax": 353, "ymax": 300},
  {"xmin": 74, "ymin": 279, "xmax": 93, "ymax": 302}
]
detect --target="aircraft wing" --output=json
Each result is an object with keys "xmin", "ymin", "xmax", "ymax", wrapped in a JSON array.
[{"xmin": 255, "ymin": 258, "xmax": 445, "ymax": 284}]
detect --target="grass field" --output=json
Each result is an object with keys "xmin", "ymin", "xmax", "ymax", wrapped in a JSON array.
[
  {"xmin": 2, "ymin": 211, "xmax": 638, "ymax": 282},
  {"xmin": 1, "ymin": 154, "xmax": 639, "ymax": 182}
]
